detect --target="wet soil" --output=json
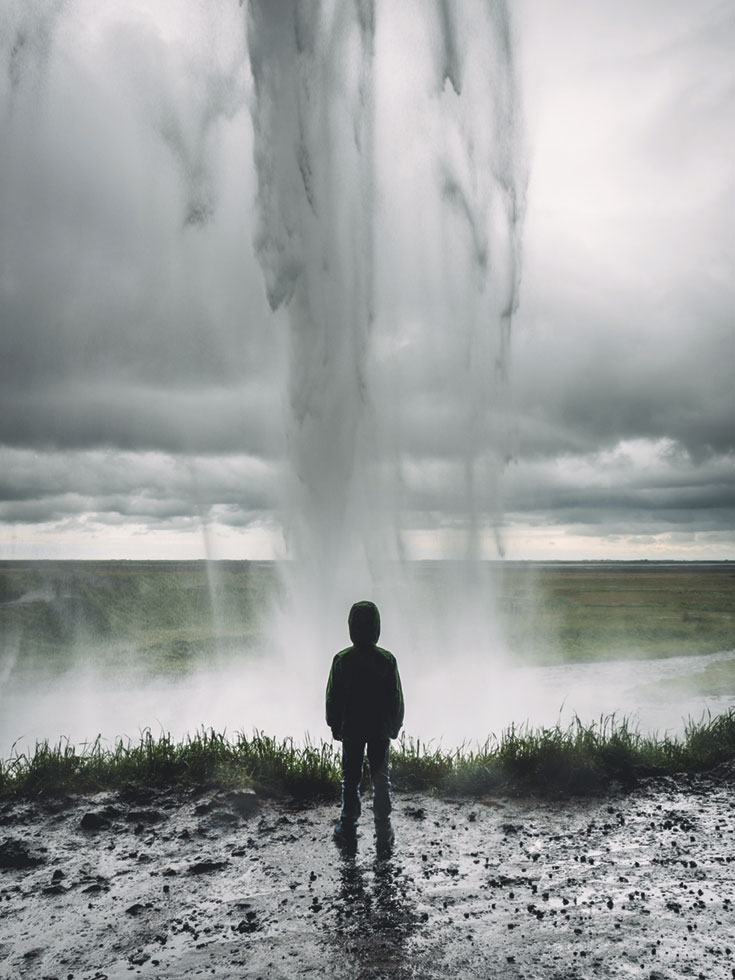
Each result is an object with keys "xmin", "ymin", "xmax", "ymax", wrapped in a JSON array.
[{"xmin": 0, "ymin": 768, "xmax": 733, "ymax": 980}]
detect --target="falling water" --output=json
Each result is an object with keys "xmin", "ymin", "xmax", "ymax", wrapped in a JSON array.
[
  {"xmin": 247, "ymin": 0, "xmax": 379, "ymax": 643},
  {"xmin": 246, "ymin": 0, "xmax": 527, "ymax": 724}
]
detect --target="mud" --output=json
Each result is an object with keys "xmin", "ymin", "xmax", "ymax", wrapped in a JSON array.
[{"xmin": 1, "ymin": 769, "xmax": 733, "ymax": 980}]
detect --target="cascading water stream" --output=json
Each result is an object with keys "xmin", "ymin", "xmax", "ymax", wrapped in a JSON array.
[
  {"xmin": 247, "ymin": 0, "xmax": 378, "ymax": 656},
  {"xmin": 246, "ymin": 0, "xmax": 527, "ymax": 727}
]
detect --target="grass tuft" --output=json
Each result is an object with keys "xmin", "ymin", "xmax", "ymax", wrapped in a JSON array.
[{"xmin": 1, "ymin": 711, "xmax": 733, "ymax": 800}]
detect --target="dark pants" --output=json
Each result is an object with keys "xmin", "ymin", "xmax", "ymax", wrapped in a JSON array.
[{"xmin": 340, "ymin": 738, "xmax": 392, "ymax": 831}]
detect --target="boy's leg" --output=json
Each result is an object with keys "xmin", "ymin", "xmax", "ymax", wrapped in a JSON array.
[
  {"xmin": 339, "ymin": 739, "xmax": 365, "ymax": 834},
  {"xmin": 366, "ymin": 738, "xmax": 392, "ymax": 836}
]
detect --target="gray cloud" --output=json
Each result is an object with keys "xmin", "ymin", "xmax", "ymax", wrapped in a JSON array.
[
  {"xmin": 0, "ymin": 381, "xmax": 283, "ymax": 455},
  {"xmin": 511, "ymin": 294, "xmax": 734, "ymax": 462},
  {"xmin": 0, "ymin": 1, "xmax": 732, "ymax": 557},
  {"xmin": 0, "ymin": 447, "xmax": 279, "ymax": 529}
]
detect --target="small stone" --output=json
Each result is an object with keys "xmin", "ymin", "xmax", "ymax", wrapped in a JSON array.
[
  {"xmin": 209, "ymin": 809, "xmax": 239, "ymax": 826},
  {"xmin": 226, "ymin": 790, "xmax": 259, "ymax": 817},
  {"xmin": 81, "ymin": 812, "xmax": 111, "ymax": 831},
  {"xmin": 0, "ymin": 838, "xmax": 44, "ymax": 869},
  {"xmin": 82, "ymin": 883, "xmax": 107, "ymax": 894},
  {"xmin": 189, "ymin": 860, "xmax": 228, "ymax": 875},
  {"xmin": 42, "ymin": 883, "xmax": 69, "ymax": 895},
  {"xmin": 125, "ymin": 809, "xmax": 166, "ymax": 825}
]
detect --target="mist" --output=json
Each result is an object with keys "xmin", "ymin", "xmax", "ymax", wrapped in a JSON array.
[{"xmin": 1, "ymin": 561, "xmax": 732, "ymax": 759}]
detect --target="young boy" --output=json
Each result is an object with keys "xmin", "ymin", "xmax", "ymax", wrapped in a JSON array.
[{"xmin": 325, "ymin": 600, "xmax": 404, "ymax": 849}]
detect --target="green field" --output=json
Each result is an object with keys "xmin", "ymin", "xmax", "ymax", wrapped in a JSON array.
[
  {"xmin": 0, "ymin": 561, "xmax": 733, "ymax": 687},
  {"xmin": 495, "ymin": 561, "xmax": 735, "ymax": 664},
  {"xmin": 0, "ymin": 560, "xmax": 280, "ymax": 679}
]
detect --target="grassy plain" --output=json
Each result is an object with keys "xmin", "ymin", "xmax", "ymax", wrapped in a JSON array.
[
  {"xmin": 0, "ymin": 560, "xmax": 279, "ymax": 678},
  {"xmin": 1, "ymin": 561, "xmax": 733, "ymax": 680},
  {"xmin": 495, "ymin": 561, "xmax": 735, "ymax": 663},
  {"xmin": 2, "ymin": 711, "xmax": 734, "ymax": 799}
]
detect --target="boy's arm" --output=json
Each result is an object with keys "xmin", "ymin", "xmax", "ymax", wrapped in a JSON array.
[
  {"xmin": 390, "ymin": 660, "xmax": 405, "ymax": 738},
  {"xmin": 325, "ymin": 656, "xmax": 343, "ymax": 740}
]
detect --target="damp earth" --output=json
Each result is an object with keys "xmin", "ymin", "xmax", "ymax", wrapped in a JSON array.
[{"xmin": 1, "ymin": 767, "xmax": 734, "ymax": 980}]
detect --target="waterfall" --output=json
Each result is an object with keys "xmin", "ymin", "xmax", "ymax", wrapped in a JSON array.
[
  {"xmin": 247, "ymin": 1, "xmax": 378, "ymax": 626},
  {"xmin": 246, "ymin": 1, "xmax": 527, "ymax": 711}
]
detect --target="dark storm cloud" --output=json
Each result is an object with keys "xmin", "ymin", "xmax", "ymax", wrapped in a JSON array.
[
  {"xmin": 511, "ymin": 297, "xmax": 734, "ymax": 462},
  {"xmin": 0, "ymin": 447, "xmax": 279, "ymax": 528},
  {"xmin": 508, "ymin": 462, "xmax": 735, "ymax": 519},
  {"xmin": 498, "ymin": 439, "xmax": 735, "ymax": 546},
  {"xmin": 0, "ymin": 381, "xmax": 283, "ymax": 456}
]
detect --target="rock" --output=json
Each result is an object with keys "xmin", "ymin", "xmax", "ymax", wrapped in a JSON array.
[
  {"xmin": 501, "ymin": 823, "xmax": 521, "ymax": 835},
  {"xmin": 125, "ymin": 809, "xmax": 167, "ymax": 825},
  {"xmin": 42, "ymin": 883, "xmax": 69, "ymax": 895},
  {"xmin": 226, "ymin": 790, "xmax": 259, "ymax": 817},
  {"xmin": 188, "ymin": 860, "xmax": 228, "ymax": 875},
  {"xmin": 0, "ymin": 837, "xmax": 44, "ymax": 869},
  {"xmin": 81, "ymin": 883, "xmax": 107, "ymax": 894},
  {"xmin": 236, "ymin": 911, "xmax": 259, "ymax": 933},
  {"xmin": 125, "ymin": 902, "xmax": 151, "ymax": 916},
  {"xmin": 80, "ymin": 811, "xmax": 111, "ymax": 831},
  {"xmin": 209, "ymin": 809, "xmax": 239, "ymax": 826}
]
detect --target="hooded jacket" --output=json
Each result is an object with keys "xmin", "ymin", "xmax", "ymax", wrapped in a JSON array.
[{"xmin": 325, "ymin": 600, "xmax": 405, "ymax": 742}]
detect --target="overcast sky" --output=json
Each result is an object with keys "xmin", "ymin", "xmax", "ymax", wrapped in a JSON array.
[{"xmin": 0, "ymin": 0, "xmax": 733, "ymax": 561}]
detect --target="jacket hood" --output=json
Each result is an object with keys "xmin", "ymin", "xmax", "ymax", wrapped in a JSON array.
[{"xmin": 348, "ymin": 600, "xmax": 381, "ymax": 645}]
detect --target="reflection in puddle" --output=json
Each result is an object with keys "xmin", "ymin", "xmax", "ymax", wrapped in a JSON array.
[{"xmin": 327, "ymin": 848, "xmax": 423, "ymax": 980}]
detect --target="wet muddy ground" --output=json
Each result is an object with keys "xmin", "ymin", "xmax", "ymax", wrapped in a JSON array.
[{"xmin": 1, "ymin": 767, "xmax": 733, "ymax": 980}]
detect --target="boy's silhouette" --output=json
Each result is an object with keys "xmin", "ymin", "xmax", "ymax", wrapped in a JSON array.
[{"xmin": 326, "ymin": 600, "xmax": 404, "ymax": 850}]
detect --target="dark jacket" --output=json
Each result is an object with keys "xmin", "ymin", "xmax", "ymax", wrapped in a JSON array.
[{"xmin": 325, "ymin": 601, "xmax": 404, "ymax": 742}]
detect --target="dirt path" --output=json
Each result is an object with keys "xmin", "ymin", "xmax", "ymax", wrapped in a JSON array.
[{"xmin": 1, "ymin": 767, "xmax": 733, "ymax": 979}]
